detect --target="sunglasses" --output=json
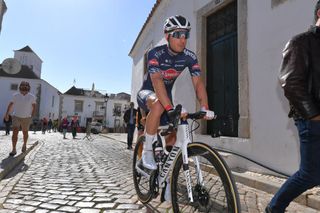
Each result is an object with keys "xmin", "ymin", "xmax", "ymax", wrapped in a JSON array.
[{"xmin": 169, "ymin": 31, "xmax": 190, "ymax": 39}]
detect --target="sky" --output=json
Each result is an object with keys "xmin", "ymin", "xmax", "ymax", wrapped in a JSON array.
[{"xmin": 0, "ymin": 0, "xmax": 156, "ymax": 94}]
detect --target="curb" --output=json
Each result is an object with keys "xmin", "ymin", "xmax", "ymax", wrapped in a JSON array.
[
  {"xmin": 0, "ymin": 141, "xmax": 39, "ymax": 181},
  {"xmin": 233, "ymin": 170, "xmax": 320, "ymax": 210}
]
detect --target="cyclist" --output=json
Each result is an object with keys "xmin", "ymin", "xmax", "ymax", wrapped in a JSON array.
[{"xmin": 137, "ymin": 15, "xmax": 215, "ymax": 200}]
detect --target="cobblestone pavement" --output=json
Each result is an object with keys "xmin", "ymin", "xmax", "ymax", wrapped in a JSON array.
[{"xmin": 0, "ymin": 132, "xmax": 319, "ymax": 212}]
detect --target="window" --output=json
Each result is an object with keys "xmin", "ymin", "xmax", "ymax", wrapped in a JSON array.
[
  {"xmin": 95, "ymin": 102, "xmax": 104, "ymax": 112},
  {"xmin": 74, "ymin": 100, "xmax": 84, "ymax": 112},
  {"xmin": 52, "ymin": 96, "xmax": 55, "ymax": 107},
  {"xmin": 113, "ymin": 104, "xmax": 122, "ymax": 117},
  {"xmin": 10, "ymin": 84, "xmax": 18, "ymax": 91}
]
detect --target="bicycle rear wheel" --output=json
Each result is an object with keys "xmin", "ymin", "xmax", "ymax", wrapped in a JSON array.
[
  {"xmin": 171, "ymin": 142, "xmax": 240, "ymax": 213},
  {"xmin": 132, "ymin": 136, "xmax": 154, "ymax": 204}
]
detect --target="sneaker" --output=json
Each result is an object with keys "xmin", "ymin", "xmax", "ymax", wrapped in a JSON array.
[
  {"xmin": 141, "ymin": 150, "xmax": 157, "ymax": 170},
  {"xmin": 9, "ymin": 151, "xmax": 17, "ymax": 156}
]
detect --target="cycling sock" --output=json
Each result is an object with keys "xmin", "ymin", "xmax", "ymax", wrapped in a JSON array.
[{"xmin": 144, "ymin": 133, "xmax": 156, "ymax": 150}]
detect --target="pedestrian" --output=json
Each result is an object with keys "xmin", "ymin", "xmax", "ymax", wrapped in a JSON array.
[
  {"xmin": 266, "ymin": 1, "xmax": 320, "ymax": 212},
  {"xmin": 5, "ymin": 81, "xmax": 36, "ymax": 156},
  {"xmin": 52, "ymin": 119, "xmax": 58, "ymax": 132},
  {"xmin": 47, "ymin": 118, "xmax": 53, "ymax": 133},
  {"xmin": 3, "ymin": 114, "xmax": 12, "ymax": 135},
  {"xmin": 32, "ymin": 118, "xmax": 38, "ymax": 134},
  {"xmin": 41, "ymin": 117, "xmax": 47, "ymax": 134},
  {"xmin": 61, "ymin": 116, "xmax": 69, "ymax": 139},
  {"xmin": 71, "ymin": 116, "xmax": 79, "ymax": 139},
  {"xmin": 123, "ymin": 102, "xmax": 137, "ymax": 150}
]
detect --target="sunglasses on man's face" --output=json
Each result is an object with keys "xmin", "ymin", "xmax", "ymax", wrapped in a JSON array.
[{"xmin": 169, "ymin": 31, "xmax": 190, "ymax": 39}]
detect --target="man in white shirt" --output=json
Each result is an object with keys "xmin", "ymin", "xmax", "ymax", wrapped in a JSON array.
[{"xmin": 5, "ymin": 81, "xmax": 36, "ymax": 156}]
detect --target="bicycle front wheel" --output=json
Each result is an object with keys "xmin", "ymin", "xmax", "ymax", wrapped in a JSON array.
[
  {"xmin": 171, "ymin": 142, "xmax": 240, "ymax": 213},
  {"xmin": 132, "ymin": 136, "xmax": 154, "ymax": 204}
]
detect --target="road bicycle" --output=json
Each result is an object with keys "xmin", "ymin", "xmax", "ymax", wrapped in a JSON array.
[{"xmin": 132, "ymin": 104, "xmax": 241, "ymax": 212}]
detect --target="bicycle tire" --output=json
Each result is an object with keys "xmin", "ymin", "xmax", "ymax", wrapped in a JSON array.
[
  {"xmin": 132, "ymin": 136, "xmax": 154, "ymax": 204},
  {"xmin": 171, "ymin": 142, "xmax": 241, "ymax": 213}
]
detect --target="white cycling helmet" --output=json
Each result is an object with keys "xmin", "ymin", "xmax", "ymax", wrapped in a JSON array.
[{"xmin": 163, "ymin": 15, "xmax": 191, "ymax": 33}]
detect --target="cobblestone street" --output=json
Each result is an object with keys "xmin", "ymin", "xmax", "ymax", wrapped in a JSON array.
[
  {"xmin": 0, "ymin": 132, "xmax": 319, "ymax": 212},
  {"xmin": 0, "ymin": 133, "xmax": 146, "ymax": 212}
]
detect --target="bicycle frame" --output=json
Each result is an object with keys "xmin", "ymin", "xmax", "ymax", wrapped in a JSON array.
[
  {"xmin": 157, "ymin": 119, "xmax": 201, "ymax": 203},
  {"xmin": 134, "ymin": 106, "xmax": 240, "ymax": 212}
]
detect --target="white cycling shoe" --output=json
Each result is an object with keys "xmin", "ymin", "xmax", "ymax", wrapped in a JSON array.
[{"xmin": 142, "ymin": 150, "xmax": 157, "ymax": 170}]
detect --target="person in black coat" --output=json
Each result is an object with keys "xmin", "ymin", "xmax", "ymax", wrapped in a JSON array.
[
  {"xmin": 123, "ymin": 102, "xmax": 137, "ymax": 150},
  {"xmin": 266, "ymin": 2, "xmax": 320, "ymax": 212},
  {"xmin": 3, "ymin": 114, "xmax": 12, "ymax": 135}
]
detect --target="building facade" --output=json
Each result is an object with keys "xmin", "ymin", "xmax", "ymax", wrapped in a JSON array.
[
  {"xmin": 106, "ymin": 92, "xmax": 131, "ymax": 132},
  {"xmin": 1, "ymin": 45, "xmax": 131, "ymax": 131},
  {"xmin": 129, "ymin": 0, "xmax": 316, "ymax": 175},
  {"xmin": 0, "ymin": 46, "xmax": 60, "ymax": 126},
  {"xmin": 61, "ymin": 86, "xmax": 107, "ymax": 127},
  {"xmin": 61, "ymin": 86, "xmax": 130, "ymax": 131}
]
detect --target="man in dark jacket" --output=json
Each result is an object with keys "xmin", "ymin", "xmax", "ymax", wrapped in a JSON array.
[
  {"xmin": 123, "ymin": 102, "xmax": 137, "ymax": 150},
  {"xmin": 266, "ymin": 1, "xmax": 320, "ymax": 212}
]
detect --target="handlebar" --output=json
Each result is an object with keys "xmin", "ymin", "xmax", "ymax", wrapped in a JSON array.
[{"xmin": 160, "ymin": 104, "xmax": 207, "ymax": 136}]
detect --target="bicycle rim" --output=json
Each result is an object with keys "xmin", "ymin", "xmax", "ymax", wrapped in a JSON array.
[
  {"xmin": 171, "ymin": 142, "xmax": 240, "ymax": 213},
  {"xmin": 132, "ymin": 136, "xmax": 154, "ymax": 204}
]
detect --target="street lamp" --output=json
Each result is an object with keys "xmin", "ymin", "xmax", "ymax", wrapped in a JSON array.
[{"xmin": 104, "ymin": 94, "xmax": 109, "ymax": 127}]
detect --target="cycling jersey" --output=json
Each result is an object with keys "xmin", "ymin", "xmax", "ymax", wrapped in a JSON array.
[{"xmin": 140, "ymin": 44, "xmax": 201, "ymax": 94}]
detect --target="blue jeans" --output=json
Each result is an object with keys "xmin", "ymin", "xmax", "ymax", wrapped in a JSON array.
[{"xmin": 269, "ymin": 119, "xmax": 320, "ymax": 212}]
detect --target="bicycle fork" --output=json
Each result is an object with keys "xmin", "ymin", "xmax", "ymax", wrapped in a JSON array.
[{"xmin": 177, "ymin": 122, "xmax": 195, "ymax": 203}]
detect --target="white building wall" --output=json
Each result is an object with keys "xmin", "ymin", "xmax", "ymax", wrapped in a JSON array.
[
  {"xmin": 61, "ymin": 94, "xmax": 107, "ymax": 127},
  {"xmin": 105, "ymin": 98, "xmax": 130, "ymax": 129},
  {"xmin": 244, "ymin": 0, "xmax": 315, "ymax": 174},
  {"xmin": 38, "ymin": 81, "xmax": 60, "ymax": 121},
  {"xmin": 130, "ymin": 0, "xmax": 316, "ymax": 175}
]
